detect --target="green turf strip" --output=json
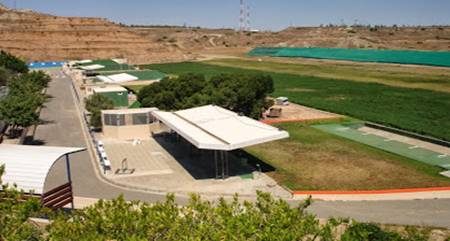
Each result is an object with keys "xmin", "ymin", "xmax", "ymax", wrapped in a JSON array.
[{"xmin": 313, "ymin": 123, "xmax": 450, "ymax": 170}]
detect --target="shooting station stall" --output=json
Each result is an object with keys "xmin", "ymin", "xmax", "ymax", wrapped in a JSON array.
[
  {"xmin": 153, "ymin": 105, "xmax": 289, "ymax": 179},
  {"xmin": 0, "ymin": 145, "xmax": 86, "ymax": 209}
]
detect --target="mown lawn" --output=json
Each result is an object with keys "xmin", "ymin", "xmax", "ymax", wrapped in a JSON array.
[
  {"xmin": 245, "ymin": 122, "xmax": 450, "ymax": 191},
  {"xmin": 141, "ymin": 62, "xmax": 450, "ymax": 141},
  {"xmin": 205, "ymin": 58, "xmax": 450, "ymax": 93}
]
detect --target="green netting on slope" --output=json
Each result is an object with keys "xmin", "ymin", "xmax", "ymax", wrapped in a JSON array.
[
  {"xmin": 313, "ymin": 123, "xmax": 450, "ymax": 170},
  {"xmin": 248, "ymin": 47, "xmax": 450, "ymax": 67}
]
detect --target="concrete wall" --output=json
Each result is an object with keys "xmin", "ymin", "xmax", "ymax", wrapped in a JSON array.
[{"xmin": 102, "ymin": 123, "xmax": 160, "ymax": 140}]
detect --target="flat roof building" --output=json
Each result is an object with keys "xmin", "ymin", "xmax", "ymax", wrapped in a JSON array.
[
  {"xmin": 92, "ymin": 86, "xmax": 128, "ymax": 107},
  {"xmin": 101, "ymin": 108, "xmax": 159, "ymax": 140}
]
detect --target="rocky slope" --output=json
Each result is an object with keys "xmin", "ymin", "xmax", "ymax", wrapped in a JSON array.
[
  {"xmin": 0, "ymin": 5, "xmax": 189, "ymax": 63},
  {"xmin": 135, "ymin": 26, "xmax": 450, "ymax": 55},
  {"xmin": 1, "ymin": 4, "xmax": 449, "ymax": 63}
]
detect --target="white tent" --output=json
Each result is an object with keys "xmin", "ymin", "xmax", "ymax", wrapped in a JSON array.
[
  {"xmin": 152, "ymin": 105, "xmax": 289, "ymax": 151},
  {"xmin": 75, "ymin": 60, "xmax": 92, "ymax": 64},
  {"xmin": 79, "ymin": 64, "xmax": 105, "ymax": 71},
  {"xmin": 0, "ymin": 145, "xmax": 86, "ymax": 194},
  {"xmin": 96, "ymin": 73, "xmax": 138, "ymax": 84}
]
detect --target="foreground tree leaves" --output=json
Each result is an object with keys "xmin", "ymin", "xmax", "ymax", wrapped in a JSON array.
[
  {"xmin": 0, "ymin": 165, "xmax": 44, "ymax": 241},
  {"xmin": 47, "ymin": 192, "xmax": 340, "ymax": 241}
]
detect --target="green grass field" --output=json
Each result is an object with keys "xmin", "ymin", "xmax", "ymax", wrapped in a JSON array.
[
  {"xmin": 141, "ymin": 62, "xmax": 450, "ymax": 141},
  {"xmin": 205, "ymin": 58, "xmax": 450, "ymax": 93},
  {"xmin": 245, "ymin": 122, "xmax": 450, "ymax": 191}
]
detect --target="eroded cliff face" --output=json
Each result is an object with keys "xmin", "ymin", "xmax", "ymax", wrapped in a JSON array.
[{"xmin": 0, "ymin": 6, "xmax": 189, "ymax": 63}]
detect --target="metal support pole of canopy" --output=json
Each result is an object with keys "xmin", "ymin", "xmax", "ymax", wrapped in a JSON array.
[{"xmin": 65, "ymin": 154, "xmax": 74, "ymax": 209}]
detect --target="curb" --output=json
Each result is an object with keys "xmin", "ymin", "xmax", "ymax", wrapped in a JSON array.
[
  {"xmin": 261, "ymin": 117, "xmax": 342, "ymax": 125},
  {"xmin": 292, "ymin": 187, "xmax": 450, "ymax": 201}
]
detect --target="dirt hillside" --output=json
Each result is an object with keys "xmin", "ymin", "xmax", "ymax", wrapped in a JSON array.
[
  {"xmin": 135, "ymin": 26, "xmax": 450, "ymax": 57},
  {"xmin": 0, "ymin": 5, "xmax": 190, "ymax": 63},
  {"xmin": 1, "ymin": 4, "xmax": 449, "ymax": 63}
]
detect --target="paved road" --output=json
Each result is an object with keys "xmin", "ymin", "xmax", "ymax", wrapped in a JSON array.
[
  {"xmin": 36, "ymin": 69, "xmax": 450, "ymax": 228},
  {"xmin": 37, "ymin": 69, "xmax": 184, "ymax": 203}
]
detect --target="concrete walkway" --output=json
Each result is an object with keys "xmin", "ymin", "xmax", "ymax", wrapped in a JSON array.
[{"xmin": 33, "ymin": 68, "xmax": 450, "ymax": 228}]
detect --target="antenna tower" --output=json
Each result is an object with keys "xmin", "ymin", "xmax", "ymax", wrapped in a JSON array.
[
  {"xmin": 246, "ymin": 4, "xmax": 251, "ymax": 31},
  {"xmin": 239, "ymin": 0, "xmax": 245, "ymax": 31}
]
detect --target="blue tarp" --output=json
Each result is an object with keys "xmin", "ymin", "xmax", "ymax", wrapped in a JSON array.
[{"xmin": 28, "ymin": 61, "xmax": 66, "ymax": 69}]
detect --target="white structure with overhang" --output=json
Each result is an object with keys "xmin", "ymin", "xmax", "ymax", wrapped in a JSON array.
[
  {"xmin": 96, "ymin": 73, "xmax": 139, "ymax": 84},
  {"xmin": 0, "ymin": 144, "xmax": 86, "ymax": 209},
  {"xmin": 152, "ymin": 105, "xmax": 289, "ymax": 178}
]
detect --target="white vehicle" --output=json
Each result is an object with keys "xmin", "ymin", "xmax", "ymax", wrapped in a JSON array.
[
  {"xmin": 102, "ymin": 156, "xmax": 111, "ymax": 167},
  {"xmin": 97, "ymin": 140, "xmax": 104, "ymax": 148},
  {"xmin": 276, "ymin": 97, "xmax": 289, "ymax": 106}
]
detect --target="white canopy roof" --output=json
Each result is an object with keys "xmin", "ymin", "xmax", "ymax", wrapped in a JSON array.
[
  {"xmin": 75, "ymin": 59, "xmax": 92, "ymax": 64},
  {"xmin": 0, "ymin": 145, "xmax": 86, "ymax": 194},
  {"xmin": 96, "ymin": 73, "xmax": 138, "ymax": 84},
  {"xmin": 153, "ymin": 105, "xmax": 289, "ymax": 151},
  {"xmin": 80, "ymin": 64, "xmax": 105, "ymax": 71},
  {"xmin": 92, "ymin": 85, "xmax": 127, "ymax": 93}
]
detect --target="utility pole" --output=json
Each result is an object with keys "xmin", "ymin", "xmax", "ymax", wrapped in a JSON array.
[
  {"xmin": 240, "ymin": 0, "xmax": 245, "ymax": 31},
  {"xmin": 246, "ymin": 4, "xmax": 251, "ymax": 31}
]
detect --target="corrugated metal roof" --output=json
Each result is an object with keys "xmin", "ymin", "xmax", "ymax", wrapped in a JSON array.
[
  {"xmin": 92, "ymin": 85, "xmax": 127, "ymax": 93},
  {"xmin": 153, "ymin": 105, "xmax": 289, "ymax": 151},
  {"xmin": 79, "ymin": 64, "xmax": 105, "ymax": 71},
  {"xmin": 0, "ymin": 145, "xmax": 86, "ymax": 194},
  {"xmin": 97, "ymin": 73, "xmax": 139, "ymax": 84}
]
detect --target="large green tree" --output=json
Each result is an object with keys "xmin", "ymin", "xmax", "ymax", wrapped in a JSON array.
[
  {"xmin": 85, "ymin": 93, "xmax": 115, "ymax": 128},
  {"xmin": 0, "ymin": 94, "xmax": 41, "ymax": 137},
  {"xmin": 138, "ymin": 73, "xmax": 274, "ymax": 119},
  {"xmin": 0, "ymin": 71, "xmax": 50, "ymax": 137}
]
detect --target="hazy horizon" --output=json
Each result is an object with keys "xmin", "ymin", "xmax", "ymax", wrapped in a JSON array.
[{"xmin": 2, "ymin": 0, "xmax": 450, "ymax": 31}]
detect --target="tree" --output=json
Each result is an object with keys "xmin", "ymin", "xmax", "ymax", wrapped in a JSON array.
[
  {"xmin": 0, "ymin": 50, "xmax": 28, "ymax": 74},
  {"xmin": 138, "ymin": 73, "xmax": 274, "ymax": 119},
  {"xmin": 0, "ymin": 165, "xmax": 44, "ymax": 241},
  {"xmin": 85, "ymin": 93, "xmax": 114, "ymax": 128},
  {"xmin": 0, "ymin": 94, "xmax": 41, "ymax": 137}
]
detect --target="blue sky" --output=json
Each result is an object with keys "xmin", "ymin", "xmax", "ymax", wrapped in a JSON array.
[{"xmin": 3, "ymin": 0, "xmax": 450, "ymax": 30}]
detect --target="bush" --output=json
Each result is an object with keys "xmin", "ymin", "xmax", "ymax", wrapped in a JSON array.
[
  {"xmin": 0, "ymin": 50, "xmax": 28, "ymax": 74},
  {"xmin": 0, "ymin": 67, "xmax": 11, "ymax": 87},
  {"xmin": 47, "ymin": 193, "xmax": 341, "ymax": 241},
  {"xmin": 0, "ymin": 165, "xmax": 44, "ymax": 240},
  {"xmin": 342, "ymin": 223, "xmax": 429, "ymax": 241}
]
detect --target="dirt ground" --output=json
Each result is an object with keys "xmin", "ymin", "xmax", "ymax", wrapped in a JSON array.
[{"xmin": 263, "ymin": 102, "xmax": 341, "ymax": 123}]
